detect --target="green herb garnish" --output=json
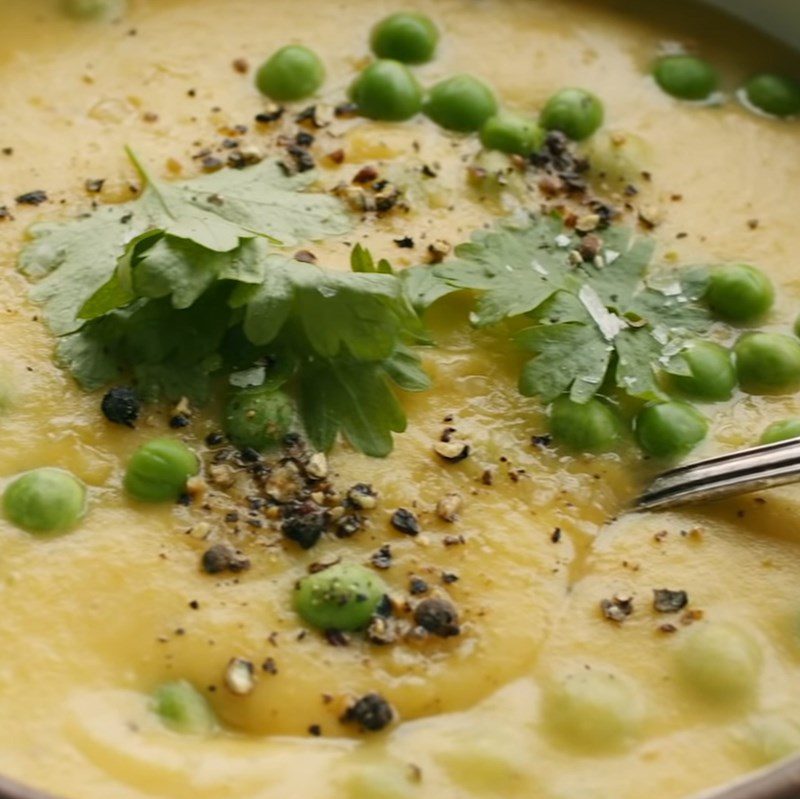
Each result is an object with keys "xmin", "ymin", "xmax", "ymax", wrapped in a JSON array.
[
  {"xmin": 20, "ymin": 149, "xmax": 351, "ymax": 335},
  {"xmin": 418, "ymin": 215, "xmax": 711, "ymax": 403},
  {"xmin": 19, "ymin": 153, "xmax": 429, "ymax": 457}
]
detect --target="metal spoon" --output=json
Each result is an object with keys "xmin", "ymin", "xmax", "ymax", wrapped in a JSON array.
[{"xmin": 635, "ymin": 437, "xmax": 800, "ymax": 511}]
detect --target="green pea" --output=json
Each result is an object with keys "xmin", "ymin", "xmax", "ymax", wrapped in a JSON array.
[
  {"xmin": 539, "ymin": 88, "xmax": 604, "ymax": 141},
  {"xmin": 667, "ymin": 341, "xmax": 736, "ymax": 402},
  {"xmin": 747, "ymin": 715, "xmax": 800, "ymax": 765},
  {"xmin": 479, "ymin": 112, "xmax": 544, "ymax": 156},
  {"xmin": 370, "ymin": 12, "xmax": 439, "ymax": 64},
  {"xmin": 255, "ymin": 45, "xmax": 325, "ymax": 102},
  {"xmin": 635, "ymin": 401, "xmax": 707, "ymax": 458},
  {"xmin": 424, "ymin": 75, "xmax": 498, "ymax": 133},
  {"xmin": 675, "ymin": 623, "xmax": 762, "ymax": 702},
  {"xmin": 224, "ymin": 387, "xmax": 294, "ymax": 451},
  {"xmin": 760, "ymin": 418, "xmax": 800, "ymax": 445},
  {"xmin": 124, "ymin": 438, "xmax": 198, "ymax": 503},
  {"xmin": 705, "ymin": 264, "xmax": 774, "ymax": 322},
  {"xmin": 653, "ymin": 55, "xmax": 718, "ymax": 101},
  {"xmin": 542, "ymin": 670, "xmax": 642, "ymax": 751},
  {"xmin": 744, "ymin": 73, "xmax": 800, "ymax": 118},
  {"xmin": 349, "ymin": 60, "xmax": 423, "ymax": 121},
  {"xmin": 293, "ymin": 563, "xmax": 388, "ymax": 631},
  {"xmin": 3, "ymin": 468, "xmax": 86, "ymax": 534},
  {"xmin": 62, "ymin": 0, "xmax": 124, "ymax": 19},
  {"xmin": 735, "ymin": 332, "xmax": 800, "ymax": 395},
  {"xmin": 549, "ymin": 396, "xmax": 620, "ymax": 453},
  {"xmin": 153, "ymin": 680, "xmax": 217, "ymax": 734}
]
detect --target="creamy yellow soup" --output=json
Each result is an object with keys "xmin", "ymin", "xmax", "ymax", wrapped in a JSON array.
[{"xmin": 2, "ymin": 1, "xmax": 800, "ymax": 798}]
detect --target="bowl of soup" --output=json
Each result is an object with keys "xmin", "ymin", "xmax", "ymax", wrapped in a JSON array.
[{"xmin": 2, "ymin": 1, "xmax": 800, "ymax": 798}]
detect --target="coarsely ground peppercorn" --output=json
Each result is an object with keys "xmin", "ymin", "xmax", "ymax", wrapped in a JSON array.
[
  {"xmin": 15, "ymin": 189, "xmax": 47, "ymax": 205},
  {"xmin": 600, "ymin": 594, "xmax": 634, "ymax": 623},
  {"xmin": 100, "ymin": 386, "xmax": 140, "ymax": 427},
  {"xmin": 341, "ymin": 692, "xmax": 395, "ymax": 731},
  {"xmin": 371, "ymin": 544, "xmax": 392, "ymax": 569},
  {"xmin": 201, "ymin": 543, "xmax": 251, "ymax": 574},
  {"xmin": 413, "ymin": 597, "xmax": 461, "ymax": 637},
  {"xmin": 282, "ymin": 501, "xmax": 327, "ymax": 549},
  {"xmin": 335, "ymin": 513, "xmax": 363, "ymax": 538},
  {"xmin": 653, "ymin": 588, "xmax": 689, "ymax": 613},
  {"xmin": 390, "ymin": 507, "xmax": 420, "ymax": 536}
]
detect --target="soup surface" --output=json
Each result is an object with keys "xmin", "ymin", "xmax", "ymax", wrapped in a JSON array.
[{"xmin": 2, "ymin": 1, "xmax": 800, "ymax": 798}]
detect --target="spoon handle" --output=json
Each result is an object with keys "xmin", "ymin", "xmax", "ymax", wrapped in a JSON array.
[{"xmin": 635, "ymin": 437, "xmax": 800, "ymax": 511}]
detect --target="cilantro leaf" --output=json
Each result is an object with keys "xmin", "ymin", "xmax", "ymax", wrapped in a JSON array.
[
  {"xmin": 613, "ymin": 327, "xmax": 665, "ymax": 401},
  {"xmin": 577, "ymin": 225, "xmax": 654, "ymax": 311},
  {"xmin": 19, "ymin": 152, "xmax": 351, "ymax": 335},
  {"xmin": 411, "ymin": 215, "xmax": 712, "ymax": 404},
  {"xmin": 133, "ymin": 236, "xmax": 266, "ymax": 309},
  {"xmin": 298, "ymin": 358, "xmax": 407, "ymax": 457},
  {"xmin": 431, "ymin": 218, "xmax": 576, "ymax": 326},
  {"xmin": 127, "ymin": 149, "xmax": 350, "ymax": 251},
  {"xmin": 516, "ymin": 322, "xmax": 613, "ymax": 403},
  {"xmin": 400, "ymin": 264, "xmax": 461, "ymax": 312},
  {"xmin": 381, "ymin": 344, "xmax": 432, "ymax": 392},
  {"xmin": 231, "ymin": 255, "xmax": 422, "ymax": 361}
]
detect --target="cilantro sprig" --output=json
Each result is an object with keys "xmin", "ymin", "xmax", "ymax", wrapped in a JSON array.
[
  {"xmin": 19, "ymin": 152, "xmax": 429, "ymax": 457},
  {"xmin": 415, "ymin": 215, "xmax": 711, "ymax": 404}
]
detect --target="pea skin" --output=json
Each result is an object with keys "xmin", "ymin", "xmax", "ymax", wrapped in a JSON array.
[
  {"xmin": 3, "ymin": 467, "xmax": 87, "ymax": 534},
  {"xmin": 124, "ymin": 438, "xmax": 199, "ymax": 503},
  {"xmin": 653, "ymin": 55, "xmax": 718, "ymax": 101},
  {"xmin": 539, "ymin": 88, "xmax": 604, "ymax": 141},
  {"xmin": 255, "ymin": 45, "xmax": 325, "ymax": 102},
  {"xmin": 294, "ymin": 563, "xmax": 388, "ymax": 631},
  {"xmin": 370, "ymin": 12, "xmax": 439, "ymax": 64},
  {"xmin": 350, "ymin": 60, "xmax": 423, "ymax": 121},
  {"xmin": 424, "ymin": 75, "xmax": 498, "ymax": 132}
]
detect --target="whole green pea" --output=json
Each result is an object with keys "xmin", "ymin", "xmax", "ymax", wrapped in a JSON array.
[
  {"xmin": 542, "ymin": 669, "xmax": 643, "ymax": 751},
  {"xmin": 124, "ymin": 438, "xmax": 198, "ymax": 503},
  {"xmin": 349, "ymin": 60, "xmax": 423, "ymax": 121},
  {"xmin": 479, "ymin": 112, "xmax": 545, "ymax": 156},
  {"xmin": 224, "ymin": 387, "xmax": 293, "ymax": 451},
  {"xmin": 370, "ymin": 12, "xmax": 439, "ymax": 64},
  {"xmin": 62, "ymin": 0, "xmax": 125, "ymax": 18},
  {"xmin": 675, "ymin": 623, "xmax": 762, "ymax": 702},
  {"xmin": 539, "ymin": 88, "xmax": 604, "ymax": 141},
  {"xmin": 653, "ymin": 55, "xmax": 718, "ymax": 101},
  {"xmin": 705, "ymin": 264, "xmax": 774, "ymax": 322},
  {"xmin": 635, "ymin": 401, "xmax": 707, "ymax": 458},
  {"xmin": 293, "ymin": 563, "xmax": 388, "ymax": 631},
  {"xmin": 744, "ymin": 73, "xmax": 800, "ymax": 118},
  {"xmin": 424, "ymin": 75, "xmax": 498, "ymax": 132},
  {"xmin": 747, "ymin": 715, "xmax": 800, "ymax": 766},
  {"xmin": 255, "ymin": 45, "xmax": 326, "ymax": 102},
  {"xmin": 735, "ymin": 332, "xmax": 800, "ymax": 395},
  {"xmin": 3, "ymin": 468, "xmax": 86, "ymax": 534},
  {"xmin": 153, "ymin": 680, "xmax": 217, "ymax": 734},
  {"xmin": 668, "ymin": 341, "xmax": 736, "ymax": 401},
  {"xmin": 549, "ymin": 396, "xmax": 620, "ymax": 453},
  {"xmin": 760, "ymin": 418, "xmax": 800, "ymax": 445}
]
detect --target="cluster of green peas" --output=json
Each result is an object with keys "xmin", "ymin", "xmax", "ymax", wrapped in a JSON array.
[
  {"xmin": 546, "ymin": 620, "xmax": 763, "ymax": 753},
  {"xmin": 653, "ymin": 53, "xmax": 800, "ymax": 118},
  {"xmin": 255, "ymin": 12, "xmax": 604, "ymax": 150},
  {"xmin": 551, "ymin": 263, "xmax": 800, "ymax": 458},
  {"xmin": 2, "ymin": 438, "xmax": 198, "ymax": 535}
]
